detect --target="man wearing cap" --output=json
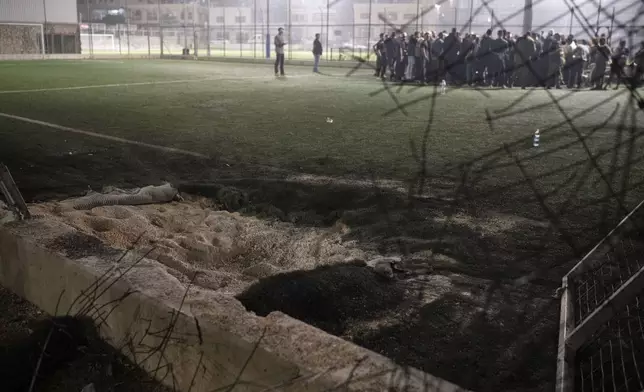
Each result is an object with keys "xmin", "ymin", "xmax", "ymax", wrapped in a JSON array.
[{"xmin": 274, "ymin": 27, "xmax": 286, "ymax": 76}]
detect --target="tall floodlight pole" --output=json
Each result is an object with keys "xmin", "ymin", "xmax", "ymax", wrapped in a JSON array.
[
  {"xmin": 383, "ymin": 7, "xmax": 386, "ymax": 32},
  {"xmin": 157, "ymin": 0, "xmax": 163, "ymax": 56},
  {"xmin": 266, "ymin": 0, "xmax": 270, "ymax": 58},
  {"xmin": 42, "ymin": 0, "xmax": 48, "ymax": 55},
  {"xmin": 416, "ymin": 0, "xmax": 420, "ymax": 31},
  {"xmin": 368, "ymin": 0, "xmax": 373, "ymax": 58},
  {"xmin": 326, "ymin": 0, "xmax": 329, "ymax": 61},
  {"xmin": 125, "ymin": 0, "xmax": 130, "ymax": 56},
  {"xmin": 238, "ymin": 8, "xmax": 243, "ymax": 57},
  {"xmin": 469, "ymin": 0, "xmax": 474, "ymax": 32},
  {"xmin": 207, "ymin": 0, "xmax": 211, "ymax": 56},
  {"xmin": 453, "ymin": 0, "xmax": 458, "ymax": 29},
  {"xmin": 568, "ymin": 6, "xmax": 574, "ymax": 36},
  {"xmin": 318, "ymin": 7, "xmax": 323, "ymax": 42},
  {"xmin": 253, "ymin": 0, "xmax": 257, "ymax": 57},
  {"xmin": 288, "ymin": 0, "xmax": 292, "ymax": 59},
  {"xmin": 183, "ymin": 0, "xmax": 188, "ymax": 50},
  {"xmin": 421, "ymin": 0, "xmax": 427, "ymax": 31},
  {"xmin": 523, "ymin": 0, "xmax": 533, "ymax": 33},
  {"xmin": 595, "ymin": 0, "xmax": 602, "ymax": 36},
  {"xmin": 608, "ymin": 7, "xmax": 615, "ymax": 45},
  {"xmin": 192, "ymin": 0, "xmax": 197, "ymax": 56},
  {"xmin": 86, "ymin": 0, "xmax": 93, "ymax": 57}
]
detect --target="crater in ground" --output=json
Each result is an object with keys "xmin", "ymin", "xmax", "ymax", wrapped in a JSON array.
[{"xmin": 5, "ymin": 180, "xmax": 567, "ymax": 392}]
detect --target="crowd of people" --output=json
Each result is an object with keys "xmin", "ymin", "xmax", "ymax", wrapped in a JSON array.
[{"xmin": 371, "ymin": 28, "xmax": 644, "ymax": 90}]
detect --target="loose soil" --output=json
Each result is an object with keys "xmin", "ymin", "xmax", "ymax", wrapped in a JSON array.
[{"xmin": 6, "ymin": 177, "xmax": 586, "ymax": 392}]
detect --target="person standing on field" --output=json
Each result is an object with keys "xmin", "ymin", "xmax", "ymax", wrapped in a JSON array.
[
  {"xmin": 312, "ymin": 33, "xmax": 323, "ymax": 73},
  {"xmin": 274, "ymin": 27, "xmax": 286, "ymax": 76}
]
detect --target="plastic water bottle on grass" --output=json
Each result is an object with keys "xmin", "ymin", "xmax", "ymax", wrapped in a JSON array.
[{"xmin": 533, "ymin": 129, "xmax": 540, "ymax": 148}]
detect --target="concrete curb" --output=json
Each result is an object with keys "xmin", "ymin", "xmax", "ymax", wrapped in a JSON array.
[{"xmin": 0, "ymin": 220, "xmax": 467, "ymax": 392}]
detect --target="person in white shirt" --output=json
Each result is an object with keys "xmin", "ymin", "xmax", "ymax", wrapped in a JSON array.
[{"xmin": 274, "ymin": 28, "xmax": 286, "ymax": 76}]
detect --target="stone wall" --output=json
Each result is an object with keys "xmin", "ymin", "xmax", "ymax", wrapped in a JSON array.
[
  {"xmin": 0, "ymin": 23, "xmax": 80, "ymax": 55},
  {"xmin": 0, "ymin": 24, "xmax": 42, "ymax": 54}
]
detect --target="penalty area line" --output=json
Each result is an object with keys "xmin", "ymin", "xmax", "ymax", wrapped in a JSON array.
[
  {"xmin": 0, "ymin": 78, "xmax": 213, "ymax": 95},
  {"xmin": 0, "ymin": 112, "xmax": 208, "ymax": 159}
]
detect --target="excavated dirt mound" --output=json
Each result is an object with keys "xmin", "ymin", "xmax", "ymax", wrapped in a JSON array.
[{"xmin": 29, "ymin": 195, "xmax": 369, "ymax": 296}]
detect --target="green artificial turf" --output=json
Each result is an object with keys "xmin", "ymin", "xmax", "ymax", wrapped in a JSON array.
[{"xmin": 0, "ymin": 59, "xmax": 642, "ymax": 214}]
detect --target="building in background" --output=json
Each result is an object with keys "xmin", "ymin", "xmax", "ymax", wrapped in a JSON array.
[
  {"xmin": 77, "ymin": 0, "xmax": 209, "ymax": 27},
  {"xmin": 0, "ymin": 0, "xmax": 79, "ymax": 55}
]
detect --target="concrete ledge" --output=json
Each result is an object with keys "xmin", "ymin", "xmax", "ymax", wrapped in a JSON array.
[
  {"xmin": 0, "ymin": 54, "xmax": 85, "ymax": 61},
  {"xmin": 0, "ymin": 219, "xmax": 466, "ymax": 392}
]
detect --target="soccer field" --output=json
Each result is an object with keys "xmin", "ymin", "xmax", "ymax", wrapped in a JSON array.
[
  {"xmin": 1, "ymin": 58, "xmax": 643, "ymax": 390},
  {"xmin": 0, "ymin": 59, "xmax": 642, "ymax": 210}
]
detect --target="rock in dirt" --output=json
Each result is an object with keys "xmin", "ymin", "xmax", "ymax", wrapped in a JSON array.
[
  {"xmin": 81, "ymin": 383, "xmax": 96, "ymax": 392},
  {"xmin": 366, "ymin": 256, "xmax": 402, "ymax": 280}
]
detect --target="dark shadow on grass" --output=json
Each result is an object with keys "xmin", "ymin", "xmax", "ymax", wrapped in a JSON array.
[{"xmin": 350, "ymin": 291, "xmax": 559, "ymax": 392}]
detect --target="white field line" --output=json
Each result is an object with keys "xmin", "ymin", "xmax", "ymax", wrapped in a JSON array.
[
  {"xmin": 0, "ymin": 74, "xmax": 306, "ymax": 95},
  {"xmin": 0, "ymin": 112, "xmax": 208, "ymax": 159}
]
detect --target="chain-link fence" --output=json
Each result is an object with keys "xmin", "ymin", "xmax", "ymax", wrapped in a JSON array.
[{"xmin": 11, "ymin": 0, "xmax": 632, "ymax": 61}]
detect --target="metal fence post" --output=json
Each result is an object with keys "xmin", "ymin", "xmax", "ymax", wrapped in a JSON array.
[
  {"xmin": 223, "ymin": 8, "xmax": 227, "ymax": 57},
  {"xmin": 125, "ymin": 0, "xmax": 130, "ymax": 55},
  {"xmin": 287, "ymin": 0, "xmax": 292, "ymax": 60},
  {"xmin": 253, "ymin": 0, "xmax": 257, "ymax": 58},
  {"xmin": 266, "ymin": 0, "xmax": 270, "ymax": 59},
  {"xmin": 157, "ymin": 0, "xmax": 163, "ymax": 56},
  {"xmin": 147, "ymin": 25, "xmax": 151, "ymax": 58},
  {"xmin": 325, "ymin": 0, "xmax": 329, "ymax": 61},
  {"xmin": 238, "ymin": 8, "xmax": 242, "ymax": 57},
  {"xmin": 206, "ymin": 0, "xmax": 210, "ymax": 56}
]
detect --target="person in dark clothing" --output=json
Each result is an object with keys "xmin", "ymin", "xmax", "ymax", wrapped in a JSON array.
[
  {"xmin": 421, "ymin": 32, "xmax": 432, "ymax": 83},
  {"xmin": 568, "ymin": 39, "xmax": 586, "ymax": 88},
  {"xmin": 531, "ymin": 32, "xmax": 543, "ymax": 86},
  {"xmin": 396, "ymin": 33, "xmax": 408, "ymax": 81},
  {"xmin": 634, "ymin": 41, "xmax": 644, "ymax": 87},
  {"xmin": 414, "ymin": 32, "xmax": 426, "ymax": 83},
  {"xmin": 478, "ymin": 29, "xmax": 494, "ymax": 86},
  {"xmin": 312, "ymin": 33, "xmax": 323, "ymax": 73},
  {"xmin": 443, "ymin": 28, "xmax": 459, "ymax": 83},
  {"xmin": 430, "ymin": 32, "xmax": 445, "ymax": 84},
  {"xmin": 539, "ymin": 31, "xmax": 558, "ymax": 87},
  {"xmin": 591, "ymin": 37, "xmax": 611, "ymax": 90},
  {"xmin": 405, "ymin": 32, "xmax": 418, "ymax": 81},
  {"xmin": 274, "ymin": 27, "xmax": 286, "ymax": 76},
  {"xmin": 385, "ymin": 32, "xmax": 397, "ymax": 80},
  {"xmin": 515, "ymin": 32, "xmax": 536, "ymax": 89},
  {"xmin": 504, "ymin": 33, "xmax": 516, "ymax": 87},
  {"xmin": 607, "ymin": 40, "xmax": 627, "ymax": 89},
  {"xmin": 463, "ymin": 34, "xmax": 477, "ymax": 86},
  {"xmin": 373, "ymin": 33, "xmax": 386, "ymax": 78},
  {"xmin": 546, "ymin": 33, "xmax": 563, "ymax": 89},
  {"xmin": 490, "ymin": 30, "xmax": 508, "ymax": 87}
]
